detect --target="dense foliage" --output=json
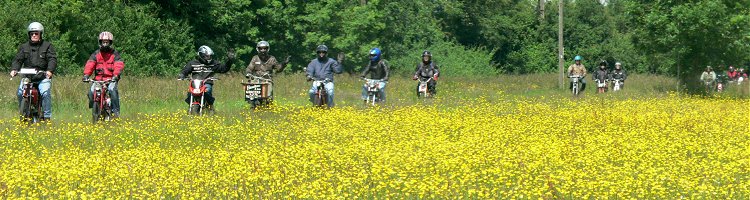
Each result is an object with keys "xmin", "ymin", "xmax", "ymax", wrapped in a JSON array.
[{"xmin": 0, "ymin": 0, "xmax": 748, "ymax": 79}]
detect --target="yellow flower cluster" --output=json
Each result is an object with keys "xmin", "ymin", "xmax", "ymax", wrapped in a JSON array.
[{"xmin": 0, "ymin": 94, "xmax": 747, "ymax": 199}]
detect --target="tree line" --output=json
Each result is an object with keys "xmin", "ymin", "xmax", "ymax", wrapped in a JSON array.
[{"xmin": 1, "ymin": 0, "xmax": 748, "ymax": 85}]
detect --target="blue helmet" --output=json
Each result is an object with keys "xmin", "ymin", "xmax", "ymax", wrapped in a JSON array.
[
  {"xmin": 574, "ymin": 55, "xmax": 582, "ymax": 61},
  {"xmin": 369, "ymin": 47, "xmax": 382, "ymax": 62}
]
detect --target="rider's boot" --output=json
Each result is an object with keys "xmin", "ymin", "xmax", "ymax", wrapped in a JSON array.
[{"xmin": 205, "ymin": 104, "xmax": 215, "ymax": 115}]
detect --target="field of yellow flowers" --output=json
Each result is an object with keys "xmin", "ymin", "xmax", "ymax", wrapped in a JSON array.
[{"xmin": 0, "ymin": 92, "xmax": 747, "ymax": 199}]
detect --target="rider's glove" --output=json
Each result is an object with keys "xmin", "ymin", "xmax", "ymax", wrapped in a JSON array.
[
  {"xmin": 306, "ymin": 75, "xmax": 313, "ymax": 81},
  {"xmin": 412, "ymin": 75, "xmax": 418, "ymax": 80},
  {"xmin": 433, "ymin": 75, "xmax": 439, "ymax": 81},
  {"xmin": 112, "ymin": 75, "xmax": 119, "ymax": 82},
  {"xmin": 82, "ymin": 75, "xmax": 90, "ymax": 82}
]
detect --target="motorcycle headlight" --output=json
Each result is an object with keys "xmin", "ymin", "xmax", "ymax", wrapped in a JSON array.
[
  {"xmin": 192, "ymin": 88, "xmax": 201, "ymax": 94},
  {"xmin": 93, "ymin": 83, "xmax": 102, "ymax": 91}
]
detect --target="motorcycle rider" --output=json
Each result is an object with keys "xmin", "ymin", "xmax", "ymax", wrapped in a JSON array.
[
  {"xmin": 592, "ymin": 60, "xmax": 610, "ymax": 92},
  {"xmin": 567, "ymin": 55, "xmax": 587, "ymax": 91},
  {"xmin": 178, "ymin": 45, "xmax": 235, "ymax": 112},
  {"xmin": 10, "ymin": 22, "xmax": 57, "ymax": 122},
  {"xmin": 360, "ymin": 47, "xmax": 390, "ymax": 102},
  {"xmin": 245, "ymin": 40, "xmax": 290, "ymax": 77},
  {"xmin": 700, "ymin": 66, "xmax": 717, "ymax": 91},
  {"xmin": 610, "ymin": 62, "xmax": 628, "ymax": 89},
  {"xmin": 412, "ymin": 50, "xmax": 440, "ymax": 96},
  {"xmin": 306, "ymin": 44, "xmax": 344, "ymax": 107},
  {"xmin": 82, "ymin": 32, "xmax": 124, "ymax": 118},
  {"xmin": 727, "ymin": 66, "xmax": 738, "ymax": 81}
]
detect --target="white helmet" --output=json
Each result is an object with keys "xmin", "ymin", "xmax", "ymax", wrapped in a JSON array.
[
  {"xmin": 197, "ymin": 45, "xmax": 214, "ymax": 63},
  {"xmin": 27, "ymin": 22, "xmax": 44, "ymax": 38},
  {"xmin": 256, "ymin": 41, "xmax": 270, "ymax": 54}
]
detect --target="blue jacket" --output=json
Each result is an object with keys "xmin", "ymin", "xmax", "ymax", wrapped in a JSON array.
[{"xmin": 306, "ymin": 57, "xmax": 342, "ymax": 81}]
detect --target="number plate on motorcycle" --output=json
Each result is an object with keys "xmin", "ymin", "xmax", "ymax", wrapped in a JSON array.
[
  {"xmin": 419, "ymin": 84, "xmax": 427, "ymax": 92},
  {"xmin": 245, "ymin": 85, "xmax": 262, "ymax": 99}
]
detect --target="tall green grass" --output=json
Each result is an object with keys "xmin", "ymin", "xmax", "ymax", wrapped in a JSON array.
[{"xmin": 0, "ymin": 73, "xmax": 745, "ymax": 123}]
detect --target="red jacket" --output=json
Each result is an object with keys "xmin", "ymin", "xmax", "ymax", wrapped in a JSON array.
[
  {"xmin": 727, "ymin": 71, "xmax": 738, "ymax": 80},
  {"xmin": 84, "ymin": 49, "xmax": 124, "ymax": 80}
]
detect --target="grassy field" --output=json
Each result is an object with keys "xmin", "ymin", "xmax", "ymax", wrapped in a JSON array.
[
  {"xmin": 0, "ymin": 73, "xmax": 748, "ymax": 198},
  {"xmin": 0, "ymin": 73, "xmax": 731, "ymax": 121}
]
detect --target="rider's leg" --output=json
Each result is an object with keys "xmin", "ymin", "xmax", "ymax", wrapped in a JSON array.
[
  {"xmin": 108, "ymin": 82, "xmax": 120, "ymax": 116},
  {"xmin": 204, "ymin": 83, "xmax": 215, "ymax": 109},
  {"xmin": 39, "ymin": 78, "xmax": 52, "ymax": 119},
  {"xmin": 308, "ymin": 84, "xmax": 317, "ymax": 103},
  {"xmin": 429, "ymin": 80, "xmax": 437, "ymax": 95},
  {"xmin": 378, "ymin": 82, "xmax": 386, "ymax": 101},
  {"xmin": 88, "ymin": 84, "xmax": 95, "ymax": 108},
  {"xmin": 16, "ymin": 81, "xmax": 23, "ymax": 106},
  {"xmin": 361, "ymin": 84, "xmax": 368, "ymax": 100},
  {"xmin": 325, "ymin": 82, "xmax": 335, "ymax": 107},
  {"xmin": 581, "ymin": 79, "xmax": 587, "ymax": 91}
]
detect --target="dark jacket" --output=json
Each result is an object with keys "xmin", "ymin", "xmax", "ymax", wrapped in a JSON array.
[
  {"xmin": 361, "ymin": 59, "xmax": 390, "ymax": 80},
  {"xmin": 12, "ymin": 41, "xmax": 57, "ymax": 73},
  {"xmin": 245, "ymin": 55, "xmax": 284, "ymax": 77},
  {"xmin": 414, "ymin": 61, "xmax": 439, "ymax": 78},
  {"xmin": 306, "ymin": 57, "xmax": 342, "ymax": 81},
  {"xmin": 610, "ymin": 69, "xmax": 627, "ymax": 80},
  {"xmin": 179, "ymin": 57, "xmax": 233, "ymax": 84},
  {"xmin": 84, "ymin": 49, "xmax": 125, "ymax": 81},
  {"xmin": 592, "ymin": 68, "xmax": 609, "ymax": 81}
]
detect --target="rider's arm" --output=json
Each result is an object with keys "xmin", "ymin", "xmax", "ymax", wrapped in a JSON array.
[
  {"xmin": 11, "ymin": 45, "xmax": 24, "ymax": 71},
  {"xmin": 179, "ymin": 62, "xmax": 193, "ymax": 79},
  {"xmin": 382, "ymin": 60, "xmax": 390, "ymax": 80},
  {"xmin": 332, "ymin": 59, "xmax": 343, "ymax": 74},
  {"xmin": 83, "ymin": 52, "xmax": 98, "ymax": 76},
  {"xmin": 45, "ymin": 43, "xmax": 58, "ymax": 73},
  {"xmin": 112, "ymin": 51, "xmax": 124, "ymax": 77},
  {"xmin": 433, "ymin": 63, "xmax": 440, "ymax": 77},
  {"xmin": 212, "ymin": 58, "xmax": 233, "ymax": 74},
  {"xmin": 306, "ymin": 61, "xmax": 315, "ymax": 78},
  {"xmin": 360, "ymin": 63, "xmax": 370, "ymax": 78}
]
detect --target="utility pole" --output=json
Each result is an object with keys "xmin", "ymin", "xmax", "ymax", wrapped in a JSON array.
[
  {"xmin": 539, "ymin": 0, "xmax": 546, "ymax": 21},
  {"xmin": 558, "ymin": 0, "xmax": 564, "ymax": 89}
]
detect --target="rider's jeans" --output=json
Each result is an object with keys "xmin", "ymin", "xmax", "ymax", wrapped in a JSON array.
[
  {"xmin": 308, "ymin": 82, "xmax": 335, "ymax": 107},
  {"xmin": 361, "ymin": 81, "xmax": 386, "ymax": 101},
  {"xmin": 88, "ymin": 82, "xmax": 120, "ymax": 116},
  {"xmin": 17, "ymin": 78, "xmax": 52, "ymax": 118}
]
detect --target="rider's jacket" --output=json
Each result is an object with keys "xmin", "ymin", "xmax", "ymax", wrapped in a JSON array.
[
  {"xmin": 567, "ymin": 64, "xmax": 586, "ymax": 76},
  {"xmin": 12, "ymin": 40, "xmax": 57, "ymax": 73},
  {"xmin": 700, "ymin": 71, "xmax": 717, "ymax": 83},
  {"xmin": 179, "ymin": 57, "xmax": 233, "ymax": 84},
  {"xmin": 610, "ymin": 69, "xmax": 627, "ymax": 80},
  {"xmin": 414, "ymin": 61, "xmax": 439, "ymax": 78},
  {"xmin": 84, "ymin": 49, "xmax": 124, "ymax": 81},
  {"xmin": 306, "ymin": 57, "xmax": 342, "ymax": 81},
  {"xmin": 593, "ymin": 68, "xmax": 609, "ymax": 81},
  {"xmin": 361, "ymin": 59, "xmax": 390, "ymax": 80},
  {"xmin": 246, "ymin": 55, "xmax": 282, "ymax": 77}
]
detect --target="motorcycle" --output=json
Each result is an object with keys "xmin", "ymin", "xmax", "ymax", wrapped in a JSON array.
[
  {"xmin": 243, "ymin": 73, "xmax": 273, "ymax": 109},
  {"xmin": 182, "ymin": 77, "xmax": 217, "ymax": 116},
  {"xmin": 311, "ymin": 78, "xmax": 331, "ymax": 108},
  {"xmin": 569, "ymin": 75, "xmax": 583, "ymax": 97},
  {"xmin": 363, "ymin": 78, "xmax": 385, "ymax": 106},
  {"xmin": 596, "ymin": 79, "xmax": 607, "ymax": 93},
  {"xmin": 417, "ymin": 77, "xmax": 434, "ymax": 98},
  {"xmin": 13, "ymin": 68, "xmax": 43, "ymax": 124},
  {"xmin": 611, "ymin": 78, "xmax": 623, "ymax": 91},
  {"xmin": 84, "ymin": 79, "xmax": 114, "ymax": 123}
]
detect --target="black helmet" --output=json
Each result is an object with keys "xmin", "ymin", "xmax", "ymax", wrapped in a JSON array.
[
  {"xmin": 422, "ymin": 50, "xmax": 432, "ymax": 58},
  {"xmin": 316, "ymin": 45, "xmax": 328, "ymax": 53}
]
